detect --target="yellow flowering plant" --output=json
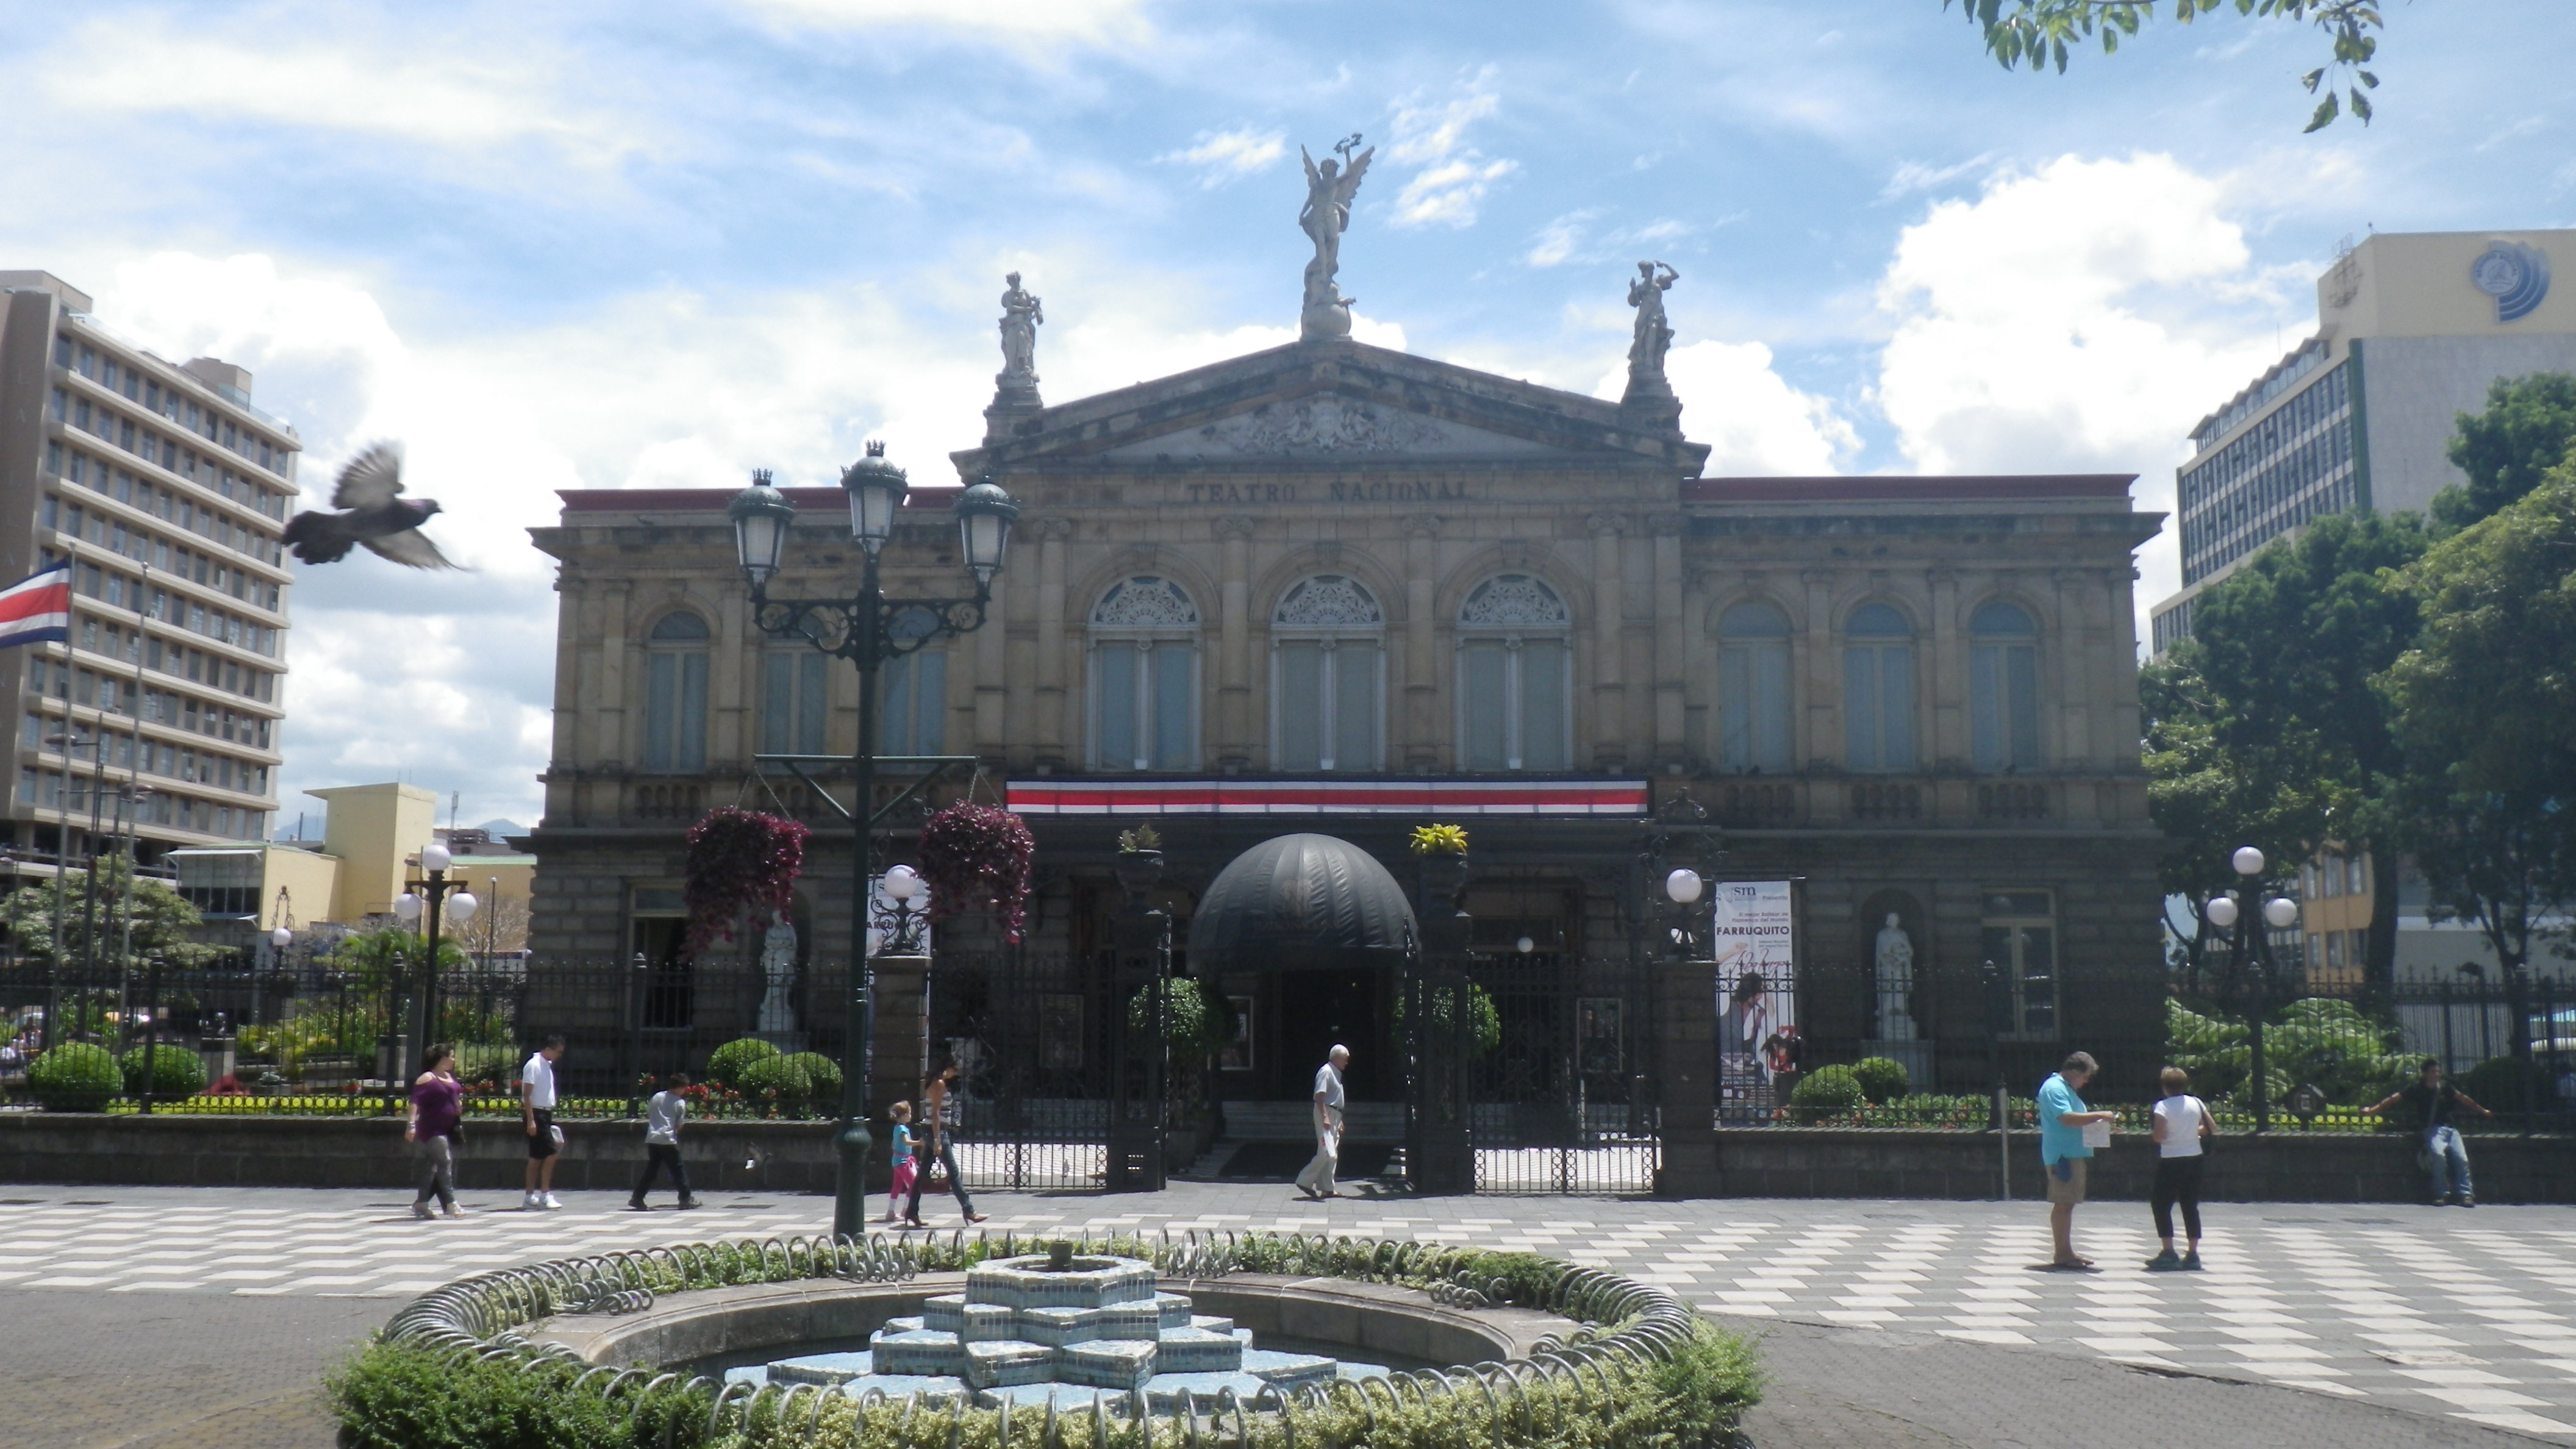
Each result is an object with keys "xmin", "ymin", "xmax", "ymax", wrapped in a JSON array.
[{"xmin": 1408, "ymin": 823, "xmax": 1469, "ymax": 856}]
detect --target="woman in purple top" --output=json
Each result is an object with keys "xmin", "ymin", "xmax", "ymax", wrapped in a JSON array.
[{"xmin": 406, "ymin": 1043, "xmax": 467, "ymax": 1219}]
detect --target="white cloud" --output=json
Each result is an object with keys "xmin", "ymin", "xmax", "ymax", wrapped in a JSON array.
[
  {"xmin": 1586, "ymin": 340, "xmax": 1856, "ymax": 477},
  {"xmin": 1877, "ymin": 152, "xmax": 1997, "ymax": 202},
  {"xmin": 1526, "ymin": 211, "xmax": 1598, "ymax": 268},
  {"xmin": 722, "ymin": 0, "xmax": 1151, "ymax": 43},
  {"xmin": 1525, "ymin": 212, "xmax": 1706, "ymax": 269},
  {"xmin": 1157, "ymin": 127, "xmax": 1287, "ymax": 187},
  {"xmin": 1872, "ymin": 152, "xmax": 2305, "ymax": 629},
  {"xmin": 1385, "ymin": 68, "xmax": 1517, "ymax": 229},
  {"xmin": 47, "ymin": 18, "xmax": 625, "ymax": 161}
]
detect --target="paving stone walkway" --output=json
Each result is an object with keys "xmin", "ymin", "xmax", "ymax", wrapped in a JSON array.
[{"xmin": 2, "ymin": 1182, "xmax": 2569, "ymax": 1447}]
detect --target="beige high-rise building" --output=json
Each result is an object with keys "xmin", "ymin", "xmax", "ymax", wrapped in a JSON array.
[
  {"xmin": 0, "ymin": 270, "xmax": 295, "ymax": 878},
  {"xmin": 2150, "ymin": 229, "xmax": 2576, "ymax": 653}
]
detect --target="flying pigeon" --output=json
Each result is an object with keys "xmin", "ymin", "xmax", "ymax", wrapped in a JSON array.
[{"xmin": 281, "ymin": 442, "xmax": 460, "ymax": 569}]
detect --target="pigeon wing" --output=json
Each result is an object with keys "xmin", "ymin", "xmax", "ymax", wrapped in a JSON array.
[
  {"xmin": 360, "ymin": 527, "xmax": 459, "ymax": 571},
  {"xmin": 282, "ymin": 510, "xmax": 358, "ymax": 565},
  {"xmin": 331, "ymin": 442, "xmax": 406, "ymax": 511}
]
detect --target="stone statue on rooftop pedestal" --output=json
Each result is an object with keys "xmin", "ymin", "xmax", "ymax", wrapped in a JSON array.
[
  {"xmin": 983, "ymin": 271, "xmax": 1046, "ymax": 443},
  {"xmin": 1620, "ymin": 260, "xmax": 1683, "ymax": 428},
  {"xmin": 998, "ymin": 272, "xmax": 1043, "ymax": 387},
  {"xmin": 1297, "ymin": 136, "xmax": 1373, "ymax": 341}
]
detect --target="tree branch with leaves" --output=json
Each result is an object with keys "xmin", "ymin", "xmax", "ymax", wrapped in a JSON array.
[{"xmin": 1944, "ymin": 0, "xmax": 2383, "ymax": 131}]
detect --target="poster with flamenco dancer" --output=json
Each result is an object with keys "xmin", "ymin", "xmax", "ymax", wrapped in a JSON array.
[{"xmin": 1713, "ymin": 881, "xmax": 1797, "ymax": 1123}]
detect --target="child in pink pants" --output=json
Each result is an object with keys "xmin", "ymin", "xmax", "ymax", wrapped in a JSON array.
[{"xmin": 884, "ymin": 1101, "xmax": 917, "ymax": 1222}]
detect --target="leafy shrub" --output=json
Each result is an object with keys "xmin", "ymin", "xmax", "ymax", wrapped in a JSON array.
[
  {"xmin": 121, "ymin": 1043, "xmax": 207, "ymax": 1098},
  {"xmin": 1389, "ymin": 979, "xmax": 1503, "ymax": 1055},
  {"xmin": 1852, "ymin": 1056, "xmax": 1909, "ymax": 1104},
  {"xmin": 704, "ymin": 1037, "xmax": 780, "ymax": 1090},
  {"xmin": 27, "ymin": 1043, "xmax": 121, "ymax": 1111},
  {"xmin": 918, "ymin": 802, "xmax": 1036, "ymax": 943},
  {"xmin": 2168, "ymin": 996, "xmax": 2413, "ymax": 1108},
  {"xmin": 1125, "ymin": 978, "xmax": 1237, "ymax": 1061},
  {"xmin": 782, "ymin": 1052, "xmax": 842, "ymax": 1103},
  {"xmin": 733, "ymin": 1054, "xmax": 812, "ymax": 1104},
  {"xmin": 2456, "ymin": 1054, "xmax": 2553, "ymax": 1116},
  {"xmin": 1789, "ymin": 1064, "xmax": 1866, "ymax": 1121}
]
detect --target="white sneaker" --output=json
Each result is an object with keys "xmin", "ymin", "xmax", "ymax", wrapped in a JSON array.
[
  {"xmin": 411, "ymin": 1202, "xmax": 434, "ymax": 1220},
  {"xmin": 521, "ymin": 1192, "xmax": 540, "ymax": 1211},
  {"xmin": 542, "ymin": 1193, "xmax": 563, "ymax": 1211}
]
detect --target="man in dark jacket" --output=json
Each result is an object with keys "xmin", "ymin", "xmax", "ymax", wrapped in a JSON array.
[{"xmin": 2369, "ymin": 1059, "xmax": 2493, "ymax": 1206}]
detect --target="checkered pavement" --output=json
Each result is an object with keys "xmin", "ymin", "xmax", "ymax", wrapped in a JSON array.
[{"xmin": 2, "ymin": 1187, "xmax": 2570, "ymax": 1440}]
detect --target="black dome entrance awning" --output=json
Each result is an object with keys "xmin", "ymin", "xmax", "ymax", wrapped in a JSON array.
[{"xmin": 1186, "ymin": 833, "xmax": 1419, "ymax": 973}]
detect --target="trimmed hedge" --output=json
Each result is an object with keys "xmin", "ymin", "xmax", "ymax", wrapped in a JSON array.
[
  {"xmin": 27, "ymin": 1042, "xmax": 121, "ymax": 1112},
  {"xmin": 121, "ymin": 1043, "xmax": 209, "ymax": 1100},
  {"xmin": 1850, "ymin": 1056, "xmax": 1909, "ymax": 1105},
  {"xmin": 704, "ymin": 1038, "xmax": 780, "ymax": 1091},
  {"xmin": 1789, "ymin": 1064, "xmax": 1865, "ymax": 1121},
  {"xmin": 731, "ymin": 1055, "xmax": 812, "ymax": 1106},
  {"xmin": 782, "ymin": 1052, "xmax": 843, "ymax": 1103}
]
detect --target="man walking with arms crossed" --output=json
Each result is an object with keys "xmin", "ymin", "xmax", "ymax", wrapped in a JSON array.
[
  {"xmin": 521, "ymin": 1035, "xmax": 566, "ymax": 1211},
  {"xmin": 1295, "ymin": 1044, "xmax": 1349, "ymax": 1200}
]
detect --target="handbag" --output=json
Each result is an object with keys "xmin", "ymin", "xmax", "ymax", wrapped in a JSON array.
[{"xmin": 924, "ymin": 1159, "xmax": 951, "ymax": 1189}]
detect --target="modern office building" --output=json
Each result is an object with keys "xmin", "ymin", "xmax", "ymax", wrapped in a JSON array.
[
  {"xmin": 2150, "ymin": 229, "xmax": 2576, "ymax": 653},
  {"xmin": 0, "ymin": 270, "xmax": 296, "ymax": 880}
]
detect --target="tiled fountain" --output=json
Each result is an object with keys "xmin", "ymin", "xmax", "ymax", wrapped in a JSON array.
[{"xmin": 724, "ymin": 1244, "xmax": 1384, "ymax": 1409}]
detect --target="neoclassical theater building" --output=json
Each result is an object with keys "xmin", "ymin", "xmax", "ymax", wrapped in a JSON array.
[{"xmin": 524, "ymin": 288, "xmax": 2166, "ymax": 1108}]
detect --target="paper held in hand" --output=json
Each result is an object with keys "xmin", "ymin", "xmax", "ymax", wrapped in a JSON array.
[{"xmin": 2081, "ymin": 1119, "xmax": 2113, "ymax": 1150}]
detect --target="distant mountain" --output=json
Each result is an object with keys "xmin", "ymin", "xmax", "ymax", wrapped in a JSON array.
[{"xmin": 477, "ymin": 818, "xmax": 527, "ymax": 837}]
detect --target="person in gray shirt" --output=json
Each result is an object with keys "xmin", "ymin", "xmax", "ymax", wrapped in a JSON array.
[{"xmin": 629, "ymin": 1072, "xmax": 701, "ymax": 1211}]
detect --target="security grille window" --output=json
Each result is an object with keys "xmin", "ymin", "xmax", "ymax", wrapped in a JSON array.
[
  {"xmin": 2177, "ymin": 359, "xmax": 2356, "ymax": 588},
  {"xmin": 761, "ymin": 650, "xmax": 828, "ymax": 756},
  {"xmin": 1456, "ymin": 574, "xmax": 1570, "ymax": 771},
  {"xmin": 880, "ymin": 646, "xmax": 946, "ymax": 757},
  {"xmin": 1089, "ymin": 577, "xmax": 1199, "ymax": 771},
  {"xmin": 1968, "ymin": 601, "xmax": 2040, "ymax": 771},
  {"xmin": 1271, "ymin": 574, "xmax": 1384, "ymax": 771},
  {"xmin": 1981, "ymin": 891, "xmax": 2058, "ymax": 1039},
  {"xmin": 1842, "ymin": 603, "xmax": 1916, "ymax": 773},
  {"xmin": 1717, "ymin": 600, "xmax": 1792, "ymax": 773},
  {"xmin": 643, "ymin": 611, "xmax": 710, "ymax": 772}
]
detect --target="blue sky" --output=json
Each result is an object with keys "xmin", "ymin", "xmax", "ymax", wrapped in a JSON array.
[{"xmin": 4, "ymin": 0, "xmax": 2570, "ymax": 827}]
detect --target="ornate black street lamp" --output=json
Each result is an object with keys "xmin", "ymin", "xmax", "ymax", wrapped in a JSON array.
[
  {"xmin": 728, "ymin": 442, "xmax": 1017, "ymax": 1239},
  {"xmin": 2204, "ymin": 845, "xmax": 2300, "ymax": 1132},
  {"xmin": 395, "ymin": 842, "xmax": 481, "ymax": 1090}
]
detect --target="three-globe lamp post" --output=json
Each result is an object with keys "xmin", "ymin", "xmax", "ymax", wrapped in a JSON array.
[
  {"xmin": 394, "ymin": 843, "xmax": 480, "ymax": 1087},
  {"xmin": 2204, "ymin": 845, "xmax": 2301, "ymax": 1132},
  {"xmin": 728, "ymin": 443, "xmax": 1017, "ymax": 1240}
]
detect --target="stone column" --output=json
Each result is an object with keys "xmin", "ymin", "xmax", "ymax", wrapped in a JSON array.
[
  {"xmin": 868, "ymin": 954, "xmax": 932, "ymax": 1188},
  {"xmin": 1650, "ymin": 514, "xmax": 1686, "ymax": 767},
  {"xmin": 1927, "ymin": 567, "xmax": 1961, "ymax": 767},
  {"xmin": 595, "ymin": 580, "xmax": 631, "ymax": 767},
  {"xmin": 2051, "ymin": 568, "xmax": 2088, "ymax": 771},
  {"xmin": 1032, "ymin": 518, "xmax": 1071, "ymax": 766},
  {"xmin": 1655, "ymin": 958, "xmax": 1719, "ymax": 1198},
  {"xmin": 1801, "ymin": 568, "xmax": 1835, "ymax": 770},
  {"xmin": 1403, "ymin": 516, "xmax": 1440, "ymax": 770},
  {"xmin": 1217, "ymin": 517, "xmax": 1256, "ymax": 771},
  {"xmin": 1588, "ymin": 512, "xmax": 1626, "ymax": 769}
]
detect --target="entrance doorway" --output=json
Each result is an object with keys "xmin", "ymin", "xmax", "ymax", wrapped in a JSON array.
[{"xmin": 1273, "ymin": 968, "xmax": 1387, "ymax": 1098}]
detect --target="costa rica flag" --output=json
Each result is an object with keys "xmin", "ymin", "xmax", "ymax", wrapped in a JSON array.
[{"xmin": 0, "ymin": 563, "xmax": 73, "ymax": 649}]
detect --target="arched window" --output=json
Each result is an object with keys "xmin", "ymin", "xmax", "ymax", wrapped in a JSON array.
[
  {"xmin": 1842, "ymin": 603, "xmax": 1916, "ymax": 773},
  {"xmin": 1718, "ymin": 601, "xmax": 1792, "ymax": 773},
  {"xmin": 643, "ymin": 610, "xmax": 709, "ymax": 772},
  {"xmin": 1456, "ymin": 574, "xmax": 1570, "ymax": 771},
  {"xmin": 1272, "ymin": 575, "xmax": 1383, "ymax": 771},
  {"xmin": 1089, "ymin": 577, "xmax": 1200, "ymax": 771},
  {"xmin": 1969, "ymin": 601, "xmax": 2041, "ymax": 771}
]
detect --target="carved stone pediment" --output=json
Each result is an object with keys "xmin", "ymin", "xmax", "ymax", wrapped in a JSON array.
[{"xmin": 1098, "ymin": 395, "xmax": 1555, "ymax": 462}]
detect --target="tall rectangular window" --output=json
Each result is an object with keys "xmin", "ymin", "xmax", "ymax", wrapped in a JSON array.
[
  {"xmin": 761, "ymin": 651, "xmax": 828, "ymax": 756},
  {"xmin": 1094, "ymin": 640, "xmax": 1195, "ymax": 771},
  {"xmin": 880, "ymin": 648, "xmax": 946, "ymax": 756},
  {"xmin": 645, "ymin": 649, "xmax": 708, "ymax": 771},
  {"xmin": 1719, "ymin": 642, "xmax": 1791, "ymax": 771},
  {"xmin": 1458, "ymin": 637, "xmax": 1568, "ymax": 771},
  {"xmin": 1273, "ymin": 640, "xmax": 1380, "ymax": 771}
]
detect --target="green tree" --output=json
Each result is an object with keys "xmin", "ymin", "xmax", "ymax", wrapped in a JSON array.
[
  {"xmin": 1943, "ymin": 1, "xmax": 2383, "ymax": 130},
  {"xmin": 2148, "ymin": 510, "xmax": 2425, "ymax": 1000},
  {"xmin": 2430, "ymin": 374, "xmax": 2576, "ymax": 534},
  {"xmin": 2381, "ymin": 463, "xmax": 2576, "ymax": 1057},
  {"xmin": 2, "ymin": 856, "xmax": 224, "ymax": 982}
]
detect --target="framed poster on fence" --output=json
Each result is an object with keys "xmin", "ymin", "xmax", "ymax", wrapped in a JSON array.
[
  {"xmin": 1038, "ymin": 993, "xmax": 1084, "ymax": 1072},
  {"xmin": 1713, "ymin": 881, "xmax": 1797, "ymax": 1123},
  {"xmin": 1220, "ymin": 995, "xmax": 1256, "ymax": 1071}
]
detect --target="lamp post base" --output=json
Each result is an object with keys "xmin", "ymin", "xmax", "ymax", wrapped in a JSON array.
[{"xmin": 832, "ymin": 1118, "xmax": 875, "ymax": 1240}]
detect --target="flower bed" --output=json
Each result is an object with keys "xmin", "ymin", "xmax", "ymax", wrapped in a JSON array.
[{"xmin": 331, "ymin": 1231, "xmax": 1760, "ymax": 1449}]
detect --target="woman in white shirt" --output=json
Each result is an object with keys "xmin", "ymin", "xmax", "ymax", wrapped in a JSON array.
[{"xmin": 2147, "ymin": 1065, "xmax": 2214, "ymax": 1270}]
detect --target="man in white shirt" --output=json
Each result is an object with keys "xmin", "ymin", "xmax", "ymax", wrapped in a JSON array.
[
  {"xmin": 1294, "ymin": 1044, "xmax": 1350, "ymax": 1200},
  {"xmin": 520, "ymin": 1036, "xmax": 566, "ymax": 1210}
]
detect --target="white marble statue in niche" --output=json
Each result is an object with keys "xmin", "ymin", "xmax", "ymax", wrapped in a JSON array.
[
  {"xmin": 756, "ymin": 914, "xmax": 801, "ymax": 1042},
  {"xmin": 1873, "ymin": 912, "xmax": 1917, "ymax": 1041}
]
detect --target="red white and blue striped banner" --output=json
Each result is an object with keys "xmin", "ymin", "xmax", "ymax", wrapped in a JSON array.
[
  {"xmin": 1008, "ymin": 778, "xmax": 1650, "ymax": 817},
  {"xmin": 0, "ymin": 563, "xmax": 71, "ymax": 649}
]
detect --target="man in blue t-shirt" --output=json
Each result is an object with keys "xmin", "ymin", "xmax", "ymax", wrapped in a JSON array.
[{"xmin": 2039, "ymin": 1051, "xmax": 2118, "ymax": 1269}]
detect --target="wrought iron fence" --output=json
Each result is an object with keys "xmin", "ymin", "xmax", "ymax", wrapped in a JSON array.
[
  {"xmin": 926, "ymin": 953, "xmax": 1115, "ymax": 1193},
  {"xmin": 1452, "ymin": 953, "xmax": 1660, "ymax": 1193}
]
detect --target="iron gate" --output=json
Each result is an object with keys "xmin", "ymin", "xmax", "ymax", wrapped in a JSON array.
[
  {"xmin": 925, "ymin": 952, "xmax": 1112, "ymax": 1192},
  {"xmin": 1461, "ymin": 952, "xmax": 1661, "ymax": 1193}
]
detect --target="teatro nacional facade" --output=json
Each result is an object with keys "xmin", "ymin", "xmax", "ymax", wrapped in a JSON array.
[{"xmin": 523, "ymin": 309, "xmax": 2166, "ymax": 1106}]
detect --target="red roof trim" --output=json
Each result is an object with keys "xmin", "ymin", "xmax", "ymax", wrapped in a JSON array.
[
  {"xmin": 1683, "ymin": 474, "xmax": 2134, "ymax": 503},
  {"xmin": 557, "ymin": 487, "xmax": 962, "ymax": 513}
]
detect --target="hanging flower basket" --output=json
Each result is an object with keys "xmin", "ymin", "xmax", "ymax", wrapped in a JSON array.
[
  {"xmin": 682, "ymin": 807, "xmax": 811, "ymax": 955},
  {"xmin": 918, "ymin": 801, "xmax": 1036, "ymax": 943}
]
